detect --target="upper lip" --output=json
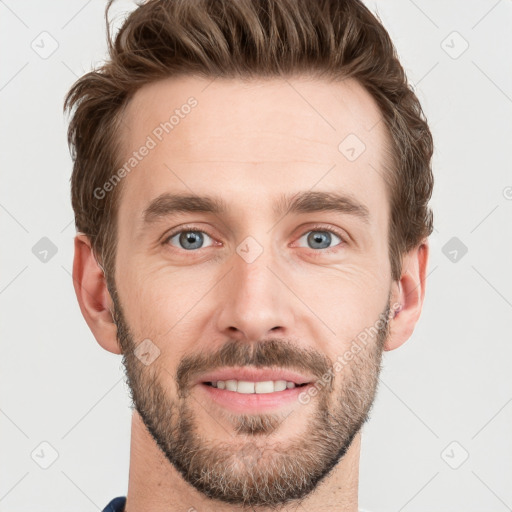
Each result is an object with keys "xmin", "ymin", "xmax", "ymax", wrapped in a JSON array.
[{"xmin": 195, "ymin": 367, "xmax": 315, "ymax": 386}]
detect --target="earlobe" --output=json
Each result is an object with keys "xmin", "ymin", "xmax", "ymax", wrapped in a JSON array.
[
  {"xmin": 384, "ymin": 240, "xmax": 429, "ymax": 352},
  {"xmin": 72, "ymin": 233, "xmax": 122, "ymax": 355}
]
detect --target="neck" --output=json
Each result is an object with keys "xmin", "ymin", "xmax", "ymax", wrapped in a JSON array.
[{"xmin": 124, "ymin": 411, "xmax": 360, "ymax": 512}]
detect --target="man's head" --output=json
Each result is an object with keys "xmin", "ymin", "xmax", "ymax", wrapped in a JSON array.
[{"xmin": 66, "ymin": 0, "xmax": 433, "ymax": 508}]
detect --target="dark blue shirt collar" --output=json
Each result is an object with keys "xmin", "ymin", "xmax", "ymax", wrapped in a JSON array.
[{"xmin": 102, "ymin": 496, "xmax": 126, "ymax": 512}]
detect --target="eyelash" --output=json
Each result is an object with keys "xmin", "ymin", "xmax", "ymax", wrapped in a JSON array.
[{"xmin": 162, "ymin": 224, "xmax": 347, "ymax": 253}]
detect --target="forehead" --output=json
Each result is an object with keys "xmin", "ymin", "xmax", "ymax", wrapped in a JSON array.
[{"xmin": 116, "ymin": 75, "xmax": 391, "ymax": 226}]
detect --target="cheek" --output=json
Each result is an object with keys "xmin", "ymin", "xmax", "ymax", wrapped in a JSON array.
[
  {"xmin": 118, "ymin": 263, "xmax": 216, "ymax": 342},
  {"xmin": 289, "ymin": 262, "xmax": 388, "ymax": 346}
]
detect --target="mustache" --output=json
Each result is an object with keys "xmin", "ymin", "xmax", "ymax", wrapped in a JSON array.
[{"xmin": 176, "ymin": 338, "xmax": 333, "ymax": 393}]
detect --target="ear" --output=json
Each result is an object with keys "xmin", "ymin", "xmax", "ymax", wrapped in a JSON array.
[
  {"xmin": 384, "ymin": 239, "xmax": 430, "ymax": 351},
  {"xmin": 72, "ymin": 233, "xmax": 122, "ymax": 354}
]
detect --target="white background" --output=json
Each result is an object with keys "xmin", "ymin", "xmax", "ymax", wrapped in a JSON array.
[{"xmin": 1, "ymin": 1, "xmax": 511, "ymax": 510}]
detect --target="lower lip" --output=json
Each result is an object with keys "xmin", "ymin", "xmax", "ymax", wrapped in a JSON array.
[{"xmin": 197, "ymin": 383, "xmax": 312, "ymax": 413}]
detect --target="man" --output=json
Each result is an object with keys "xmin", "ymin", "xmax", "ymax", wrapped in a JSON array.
[{"xmin": 65, "ymin": 0, "xmax": 433, "ymax": 510}]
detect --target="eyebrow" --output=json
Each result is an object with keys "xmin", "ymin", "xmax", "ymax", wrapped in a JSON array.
[{"xmin": 141, "ymin": 191, "xmax": 370, "ymax": 225}]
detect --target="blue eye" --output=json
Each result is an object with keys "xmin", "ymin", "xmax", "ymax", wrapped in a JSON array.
[
  {"xmin": 297, "ymin": 230, "xmax": 343, "ymax": 250},
  {"xmin": 163, "ymin": 226, "xmax": 345, "ymax": 253},
  {"xmin": 166, "ymin": 230, "xmax": 214, "ymax": 250}
]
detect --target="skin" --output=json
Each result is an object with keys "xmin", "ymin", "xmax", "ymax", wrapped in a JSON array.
[{"xmin": 73, "ymin": 75, "xmax": 429, "ymax": 511}]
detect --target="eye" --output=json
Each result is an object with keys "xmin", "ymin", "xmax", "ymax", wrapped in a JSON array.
[
  {"xmin": 296, "ymin": 228, "xmax": 344, "ymax": 250},
  {"xmin": 165, "ymin": 229, "xmax": 215, "ymax": 251}
]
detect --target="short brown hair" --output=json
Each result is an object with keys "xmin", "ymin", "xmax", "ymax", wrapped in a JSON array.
[{"xmin": 64, "ymin": 0, "xmax": 434, "ymax": 286}]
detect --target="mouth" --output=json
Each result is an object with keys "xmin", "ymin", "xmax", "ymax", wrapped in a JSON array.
[
  {"xmin": 202, "ymin": 380, "xmax": 310, "ymax": 391},
  {"xmin": 194, "ymin": 367, "xmax": 315, "ymax": 388},
  {"xmin": 194, "ymin": 368, "xmax": 316, "ymax": 413}
]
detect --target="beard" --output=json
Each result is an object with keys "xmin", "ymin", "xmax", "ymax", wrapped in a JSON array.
[{"xmin": 110, "ymin": 282, "xmax": 391, "ymax": 510}]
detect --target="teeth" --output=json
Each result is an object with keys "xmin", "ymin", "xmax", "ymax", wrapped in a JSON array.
[{"xmin": 210, "ymin": 379, "xmax": 299, "ymax": 393}]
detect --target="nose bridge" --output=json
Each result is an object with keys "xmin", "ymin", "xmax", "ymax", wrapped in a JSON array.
[{"xmin": 216, "ymin": 235, "xmax": 294, "ymax": 341}]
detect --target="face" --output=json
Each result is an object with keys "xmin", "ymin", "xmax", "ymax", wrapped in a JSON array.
[{"xmin": 111, "ymin": 75, "xmax": 395, "ymax": 508}]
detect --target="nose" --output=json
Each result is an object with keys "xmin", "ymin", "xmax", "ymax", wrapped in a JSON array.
[{"xmin": 215, "ymin": 245, "xmax": 295, "ymax": 342}]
